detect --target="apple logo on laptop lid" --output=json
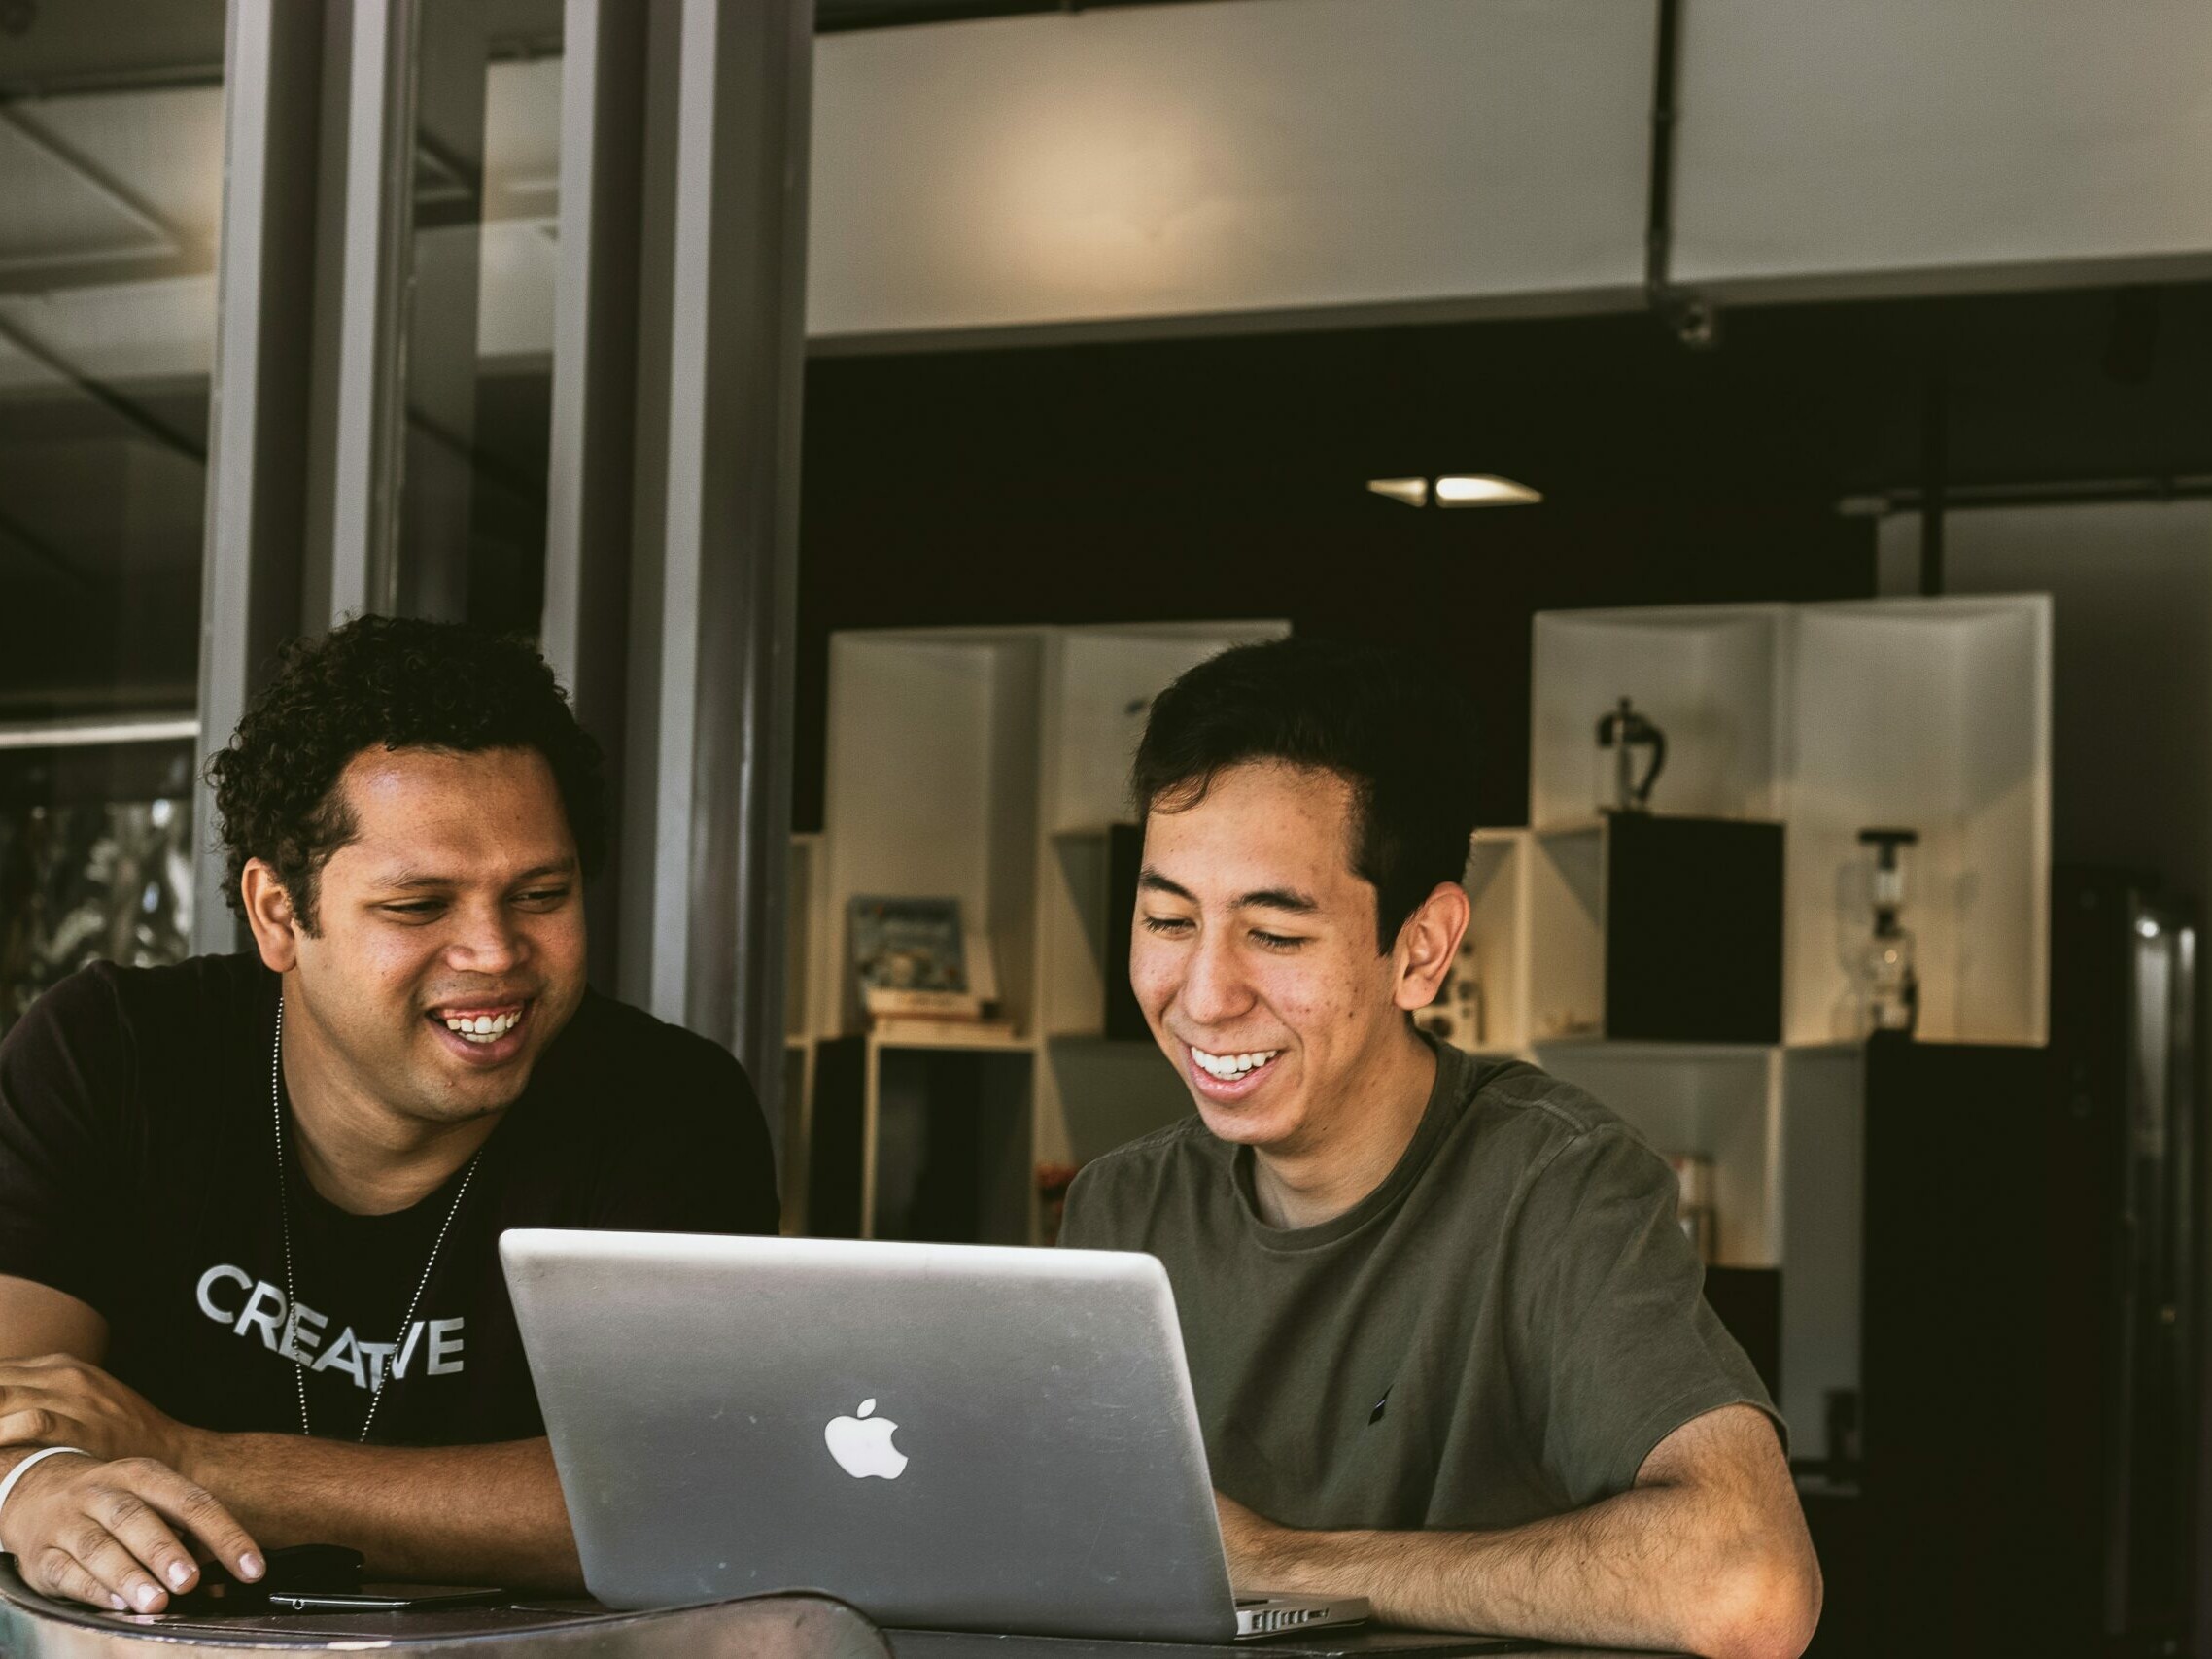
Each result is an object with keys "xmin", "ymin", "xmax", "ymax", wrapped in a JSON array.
[{"xmin": 824, "ymin": 1399, "xmax": 909, "ymax": 1480}]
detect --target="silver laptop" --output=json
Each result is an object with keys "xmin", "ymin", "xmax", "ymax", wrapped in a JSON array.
[{"xmin": 501, "ymin": 1229, "xmax": 1369, "ymax": 1642}]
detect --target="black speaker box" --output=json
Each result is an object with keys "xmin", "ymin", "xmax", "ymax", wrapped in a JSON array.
[{"xmin": 1602, "ymin": 812, "xmax": 1783, "ymax": 1044}]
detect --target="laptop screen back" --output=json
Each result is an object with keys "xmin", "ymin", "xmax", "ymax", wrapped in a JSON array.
[{"xmin": 501, "ymin": 1230, "xmax": 1239, "ymax": 1641}]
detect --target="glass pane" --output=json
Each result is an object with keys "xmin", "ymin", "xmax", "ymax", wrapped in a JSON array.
[
  {"xmin": 399, "ymin": 3, "xmax": 563, "ymax": 636},
  {"xmin": 0, "ymin": 3, "xmax": 223, "ymax": 1022},
  {"xmin": 0, "ymin": 2, "xmax": 225, "ymax": 719},
  {"xmin": 0, "ymin": 736, "xmax": 196, "ymax": 1034}
]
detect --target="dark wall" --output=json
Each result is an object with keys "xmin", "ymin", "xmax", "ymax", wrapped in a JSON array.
[
  {"xmin": 794, "ymin": 284, "xmax": 2212, "ymax": 832},
  {"xmin": 792, "ymin": 489, "xmax": 1871, "ymax": 833},
  {"xmin": 794, "ymin": 311, "xmax": 1884, "ymax": 832}
]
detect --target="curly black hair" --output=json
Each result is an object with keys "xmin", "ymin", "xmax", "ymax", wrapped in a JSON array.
[{"xmin": 205, "ymin": 615, "xmax": 608, "ymax": 931}]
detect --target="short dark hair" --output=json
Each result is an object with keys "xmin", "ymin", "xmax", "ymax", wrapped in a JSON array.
[
  {"xmin": 206, "ymin": 615, "xmax": 608, "ymax": 931},
  {"xmin": 1130, "ymin": 638, "xmax": 1478, "ymax": 951}
]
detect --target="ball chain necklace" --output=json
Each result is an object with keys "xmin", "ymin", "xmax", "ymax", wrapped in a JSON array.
[{"xmin": 269, "ymin": 995, "xmax": 481, "ymax": 1442}]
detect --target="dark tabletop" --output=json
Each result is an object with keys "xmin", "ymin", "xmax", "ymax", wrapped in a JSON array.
[{"xmin": 0, "ymin": 1564, "xmax": 1664, "ymax": 1658}]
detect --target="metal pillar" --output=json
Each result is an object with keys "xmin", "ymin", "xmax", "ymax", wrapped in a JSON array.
[
  {"xmin": 620, "ymin": 0, "xmax": 812, "ymax": 1135},
  {"xmin": 543, "ymin": 0, "xmax": 650, "ymax": 991},
  {"xmin": 323, "ymin": 0, "xmax": 420, "ymax": 625},
  {"xmin": 191, "ymin": 0, "xmax": 326, "ymax": 955},
  {"xmin": 393, "ymin": 2, "xmax": 492, "ymax": 624}
]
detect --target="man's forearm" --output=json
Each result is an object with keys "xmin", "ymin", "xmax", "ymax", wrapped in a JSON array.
[
  {"xmin": 178, "ymin": 1432, "xmax": 583, "ymax": 1592},
  {"xmin": 1248, "ymin": 1483, "xmax": 1814, "ymax": 1659}
]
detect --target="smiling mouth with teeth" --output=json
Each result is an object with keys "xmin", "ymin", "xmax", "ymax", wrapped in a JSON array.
[
  {"xmin": 433, "ymin": 1005, "xmax": 527, "ymax": 1045},
  {"xmin": 1192, "ymin": 1046, "xmax": 1282, "ymax": 1080}
]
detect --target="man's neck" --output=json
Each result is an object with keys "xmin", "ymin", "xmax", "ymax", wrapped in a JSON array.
[
  {"xmin": 280, "ymin": 992, "xmax": 500, "ymax": 1217},
  {"xmin": 1250, "ymin": 1024, "xmax": 1435, "ymax": 1230}
]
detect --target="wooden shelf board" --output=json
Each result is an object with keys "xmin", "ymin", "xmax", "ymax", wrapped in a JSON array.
[
  {"xmin": 867, "ymin": 1032, "xmax": 1036, "ymax": 1054},
  {"xmin": 1532, "ymin": 1036, "xmax": 1780, "ymax": 1060}
]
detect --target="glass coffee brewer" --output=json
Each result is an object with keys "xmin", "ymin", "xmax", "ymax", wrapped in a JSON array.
[
  {"xmin": 1854, "ymin": 827, "xmax": 1920, "ymax": 1036},
  {"xmin": 1595, "ymin": 697, "xmax": 1667, "ymax": 814}
]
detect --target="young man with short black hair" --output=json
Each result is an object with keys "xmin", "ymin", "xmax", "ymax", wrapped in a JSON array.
[
  {"xmin": 1061, "ymin": 638, "xmax": 1821, "ymax": 1659},
  {"xmin": 0, "ymin": 616, "xmax": 779, "ymax": 1613}
]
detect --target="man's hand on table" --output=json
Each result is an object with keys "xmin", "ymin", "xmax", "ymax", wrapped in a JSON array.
[
  {"xmin": 0, "ymin": 1353, "xmax": 265, "ymax": 1613},
  {"xmin": 0, "ymin": 1449, "xmax": 264, "ymax": 1613}
]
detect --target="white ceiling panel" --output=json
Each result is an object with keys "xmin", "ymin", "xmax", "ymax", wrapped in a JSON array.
[
  {"xmin": 807, "ymin": 0, "xmax": 1655, "ymax": 339},
  {"xmin": 1673, "ymin": 0, "xmax": 2212, "ymax": 294}
]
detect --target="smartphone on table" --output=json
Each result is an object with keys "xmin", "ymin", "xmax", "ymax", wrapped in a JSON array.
[
  {"xmin": 164, "ymin": 1545, "xmax": 506, "ymax": 1616},
  {"xmin": 264, "ymin": 1583, "xmax": 506, "ymax": 1612}
]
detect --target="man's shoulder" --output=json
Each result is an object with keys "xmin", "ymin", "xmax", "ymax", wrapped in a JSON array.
[
  {"xmin": 65, "ymin": 950, "xmax": 263, "ymax": 999},
  {"xmin": 1462, "ymin": 1057, "xmax": 1627, "ymax": 1145},
  {"xmin": 516, "ymin": 989, "xmax": 777, "ymax": 1230},
  {"xmin": 567, "ymin": 988, "xmax": 731, "ymax": 1058},
  {"xmin": 1070, "ymin": 1114, "xmax": 1216, "ymax": 1190},
  {"xmin": 542, "ymin": 989, "xmax": 753, "ymax": 1105},
  {"xmin": 9, "ymin": 951, "xmax": 266, "ymax": 1049},
  {"xmin": 1058, "ymin": 1114, "xmax": 1215, "ymax": 1250},
  {"xmin": 0, "ymin": 953, "xmax": 269, "ymax": 1159},
  {"xmin": 1445, "ymin": 1055, "xmax": 1667, "ymax": 1207}
]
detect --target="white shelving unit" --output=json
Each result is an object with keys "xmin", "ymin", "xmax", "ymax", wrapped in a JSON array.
[
  {"xmin": 1528, "ymin": 594, "xmax": 2052, "ymax": 1047},
  {"xmin": 1784, "ymin": 598, "xmax": 2051, "ymax": 1047},
  {"xmin": 1526, "ymin": 823, "xmax": 1607, "ymax": 1042},
  {"xmin": 1531, "ymin": 604, "xmax": 1791, "ymax": 826},
  {"xmin": 779, "ymin": 832, "xmax": 822, "ymax": 1227},
  {"xmin": 1534, "ymin": 1042, "xmax": 1784, "ymax": 1270},
  {"xmin": 813, "ymin": 629, "xmax": 1047, "ymax": 1043},
  {"xmin": 1537, "ymin": 1041, "xmax": 1865, "ymax": 1460},
  {"xmin": 1465, "ymin": 593, "xmax": 2051, "ymax": 1461},
  {"xmin": 1458, "ymin": 817, "xmax": 1782, "ymax": 1051},
  {"xmin": 1444, "ymin": 829, "xmax": 1532, "ymax": 1055},
  {"xmin": 787, "ymin": 596, "xmax": 2047, "ymax": 1460},
  {"xmin": 802, "ymin": 619, "xmax": 1287, "ymax": 1241}
]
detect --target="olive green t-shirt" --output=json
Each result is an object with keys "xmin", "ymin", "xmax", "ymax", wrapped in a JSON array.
[{"xmin": 1057, "ymin": 1039, "xmax": 1779, "ymax": 1532}]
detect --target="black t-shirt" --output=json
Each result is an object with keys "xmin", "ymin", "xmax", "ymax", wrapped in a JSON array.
[{"xmin": 0, "ymin": 952, "xmax": 779, "ymax": 1446}]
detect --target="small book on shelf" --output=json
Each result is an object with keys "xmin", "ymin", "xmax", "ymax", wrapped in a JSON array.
[{"xmin": 848, "ymin": 894, "xmax": 1005, "ymax": 1029}]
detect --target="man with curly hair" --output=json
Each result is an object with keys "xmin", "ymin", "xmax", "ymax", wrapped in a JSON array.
[{"xmin": 0, "ymin": 615, "xmax": 779, "ymax": 1613}]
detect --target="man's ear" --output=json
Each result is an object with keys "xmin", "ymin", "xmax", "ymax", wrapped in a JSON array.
[
  {"xmin": 1392, "ymin": 881, "xmax": 1470, "ymax": 1013},
  {"xmin": 239, "ymin": 859, "xmax": 304, "ymax": 973}
]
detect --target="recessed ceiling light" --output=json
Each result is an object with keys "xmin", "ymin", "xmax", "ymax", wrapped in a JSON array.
[
  {"xmin": 1434, "ymin": 475, "xmax": 1543, "ymax": 507},
  {"xmin": 1365, "ymin": 477, "xmax": 1430, "ymax": 507},
  {"xmin": 1366, "ymin": 475, "xmax": 1542, "ymax": 508}
]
